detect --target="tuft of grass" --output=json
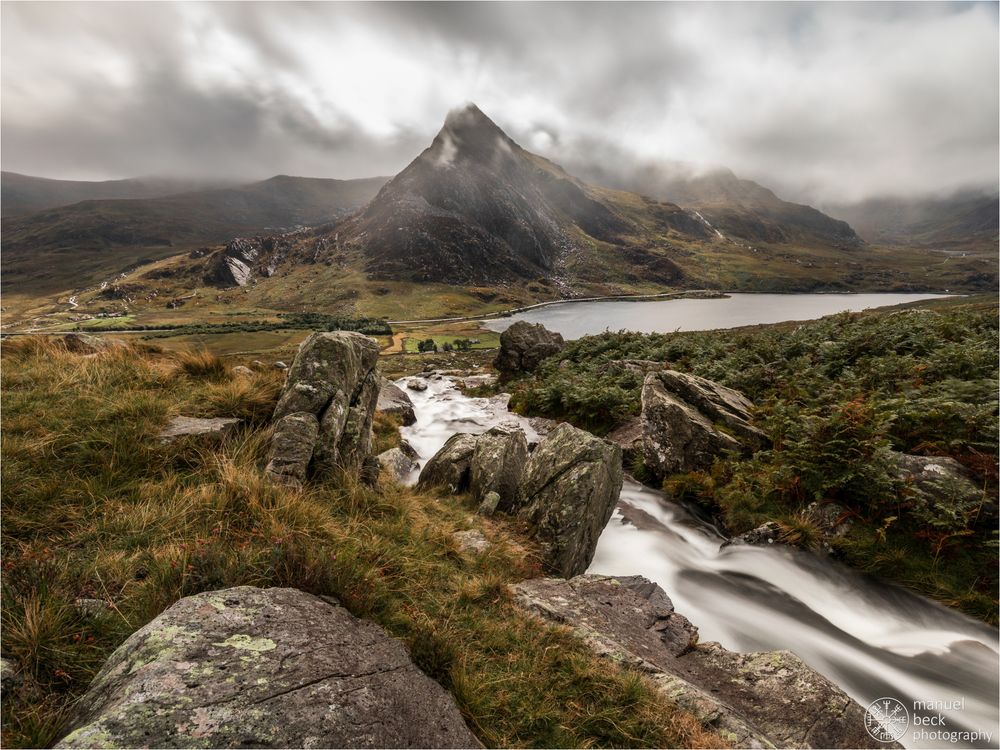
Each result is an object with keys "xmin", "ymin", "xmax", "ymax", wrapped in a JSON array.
[
  {"xmin": 173, "ymin": 348, "xmax": 230, "ymax": 381},
  {"xmin": 2, "ymin": 340, "xmax": 723, "ymax": 749}
]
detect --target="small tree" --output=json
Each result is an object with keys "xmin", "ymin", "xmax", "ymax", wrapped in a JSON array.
[
  {"xmin": 417, "ymin": 338, "xmax": 437, "ymax": 353},
  {"xmin": 453, "ymin": 338, "xmax": 472, "ymax": 351},
  {"xmin": 442, "ymin": 342, "xmax": 454, "ymax": 352}
]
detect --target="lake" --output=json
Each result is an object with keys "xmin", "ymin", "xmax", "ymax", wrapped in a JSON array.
[{"xmin": 481, "ymin": 293, "xmax": 953, "ymax": 339}]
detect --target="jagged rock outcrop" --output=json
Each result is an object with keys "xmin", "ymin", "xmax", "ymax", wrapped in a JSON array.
[
  {"xmin": 642, "ymin": 370, "xmax": 767, "ymax": 477},
  {"xmin": 469, "ymin": 426, "xmax": 528, "ymax": 511},
  {"xmin": 416, "ymin": 433, "xmax": 479, "ymax": 493},
  {"xmin": 515, "ymin": 423, "xmax": 623, "ymax": 577},
  {"xmin": 204, "ymin": 235, "xmax": 293, "ymax": 288},
  {"xmin": 159, "ymin": 415, "xmax": 241, "ymax": 444},
  {"xmin": 514, "ymin": 575, "xmax": 888, "ymax": 749},
  {"xmin": 493, "ymin": 321, "xmax": 564, "ymax": 378},
  {"xmin": 265, "ymin": 332, "xmax": 380, "ymax": 484},
  {"xmin": 55, "ymin": 587, "xmax": 478, "ymax": 749},
  {"xmin": 377, "ymin": 378, "xmax": 416, "ymax": 426}
]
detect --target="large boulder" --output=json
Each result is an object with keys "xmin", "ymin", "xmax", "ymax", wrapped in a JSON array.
[
  {"xmin": 377, "ymin": 378, "xmax": 416, "ymax": 426},
  {"xmin": 642, "ymin": 370, "xmax": 767, "ymax": 477},
  {"xmin": 416, "ymin": 433, "xmax": 480, "ymax": 493},
  {"xmin": 493, "ymin": 321, "xmax": 564, "ymax": 378},
  {"xmin": 56, "ymin": 587, "xmax": 478, "ymax": 749},
  {"xmin": 469, "ymin": 426, "xmax": 528, "ymax": 511},
  {"xmin": 515, "ymin": 423, "xmax": 623, "ymax": 577},
  {"xmin": 514, "ymin": 575, "xmax": 889, "ymax": 749},
  {"xmin": 893, "ymin": 452, "xmax": 983, "ymax": 507},
  {"xmin": 268, "ymin": 332, "xmax": 380, "ymax": 480}
]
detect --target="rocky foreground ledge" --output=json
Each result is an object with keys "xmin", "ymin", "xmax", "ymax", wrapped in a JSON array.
[
  {"xmin": 56, "ymin": 587, "xmax": 479, "ymax": 749},
  {"xmin": 514, "ymin": 575, "xmax": 891, "ymax": 750}
]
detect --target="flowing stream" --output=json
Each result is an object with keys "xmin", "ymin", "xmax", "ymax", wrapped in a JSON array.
[{"xmin": 398, "ymin": 375, "xmax": 998, "ymax": 750}]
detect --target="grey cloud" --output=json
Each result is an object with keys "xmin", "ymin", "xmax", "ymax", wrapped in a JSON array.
[{"xmin": 1, "ymin": 1, "xmax": 996, "ymax": 202}]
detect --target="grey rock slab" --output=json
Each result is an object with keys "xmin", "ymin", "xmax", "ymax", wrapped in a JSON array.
[
  {"xmin": 56, "ymin": 587, "xmax": 479, "ymax": 749},
  {"xmin": 513, "ymin": 575, "xmax": 888, "ymax": 749},
  {"xmin": 159, "ymin": 416, "xmax": 241, "ymax": 444},
  {"xmin": 376, "ymin": 378, "xmax": 416, "ymax": 426}
]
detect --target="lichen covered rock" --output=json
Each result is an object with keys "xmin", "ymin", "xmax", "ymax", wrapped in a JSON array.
[
  {"xmin": 56, "ymin": 587, "xmax": 478, "ymax": 749},
  {"xmin": 642, "ymin": 370, "xmax": 767, "ymax": 477},
  {"xmin": 515, "ymin": 423, "xmax": 623, "ymax": 577},
  {"xmin": 267, "ymin": 332, "xmax": 381, "ymax": 481},
  {"xmin": 514, "ymin": 575, "xmax": 888, "ymax": 749}
]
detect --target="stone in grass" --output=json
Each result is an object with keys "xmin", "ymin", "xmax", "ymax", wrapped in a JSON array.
[{"xmin": 158, "ymin": 416, "xmax": 241, "ymax": 443}]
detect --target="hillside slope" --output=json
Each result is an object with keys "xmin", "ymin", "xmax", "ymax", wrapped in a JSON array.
[
  {"xmin": 0, "ymin": 172, "xmax": 229, "ymax": 217},
  {"xmin": 825, "ymin": 190, "xmax": 999, "ymax": 250},
  {"xmin": 570, "ymin": 161, "xmax": 862, "ymax": 250},
  {"xmin": 1, "ymin": 175, "xmax": 387, "ymax": 295}
]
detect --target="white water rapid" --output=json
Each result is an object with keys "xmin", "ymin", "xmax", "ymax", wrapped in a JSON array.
[{"xmin": 399, "ymin": 375, "xmax": 999, "ymax": 749}]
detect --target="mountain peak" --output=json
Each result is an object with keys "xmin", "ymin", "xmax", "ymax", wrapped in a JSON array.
[{"xmin": 428, "ymin": 103, "xmax": 516, "ymax": 167}]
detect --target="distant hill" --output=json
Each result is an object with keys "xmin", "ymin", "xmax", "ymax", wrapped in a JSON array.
[
  {"xmin": 0, "ymin": 172, "xmax": 233, "ymax": 217},
  {"xmin": 337, "ymin": 104, "xmax": 711, "ymax": 285},
  {"xmin": 1, "ymin": 175, "xmax": 388, "ymax": 294},
  {"xmin": 568, "ymin": 161, "xmax": 862, "ymax": 250},
  {"xmin": 824, "ymin": 190, "xmax": 999, "ymax": 251}
]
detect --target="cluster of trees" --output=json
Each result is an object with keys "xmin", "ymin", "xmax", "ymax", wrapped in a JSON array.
[{"xmin": 416, "ymin": 338, "xmax": 475, "ymax": 353}]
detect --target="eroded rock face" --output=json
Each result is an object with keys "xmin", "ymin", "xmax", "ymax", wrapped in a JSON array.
[
  {"xmin": 514, "ymin": 575, "xmax": 888, "ymax": 749},
  {"xmin": 642, "ymin": 370, "xmax": 767, "ymax": 477},
  {"xmin": 493, "ymin": 321, "xmax": 564, "ymax": 378},
  {"xmin": 606, "ymin": 417, "xmax": 643, "ymax": 467},
  {"xmin": 515, "ymin": 423, "xmax": 623, "ymax": 577},
  {"xmin": 267, "ymin": 332, "xmax": 380, "ymax": 481},
  {"xmin": 469, "ymin": 426, "xmax": 528, "ymax": 511},
  {"xmin": 56, "ymin": 587, "xmax": 478, "ymax": 749},
  {"xmin": 265, "ymin": 412, "xmax": 320, "ymax": 487},
  {"xmin": 377, "ymin": 378, "xmax": 416, "ymax": 426},
  {"xmin": 205, "ymin": 236, "xmax": 293, "ymax": 288},
  {"xmin": 416, "ymin": 433, "xmax": 479, "ymax": 493}
]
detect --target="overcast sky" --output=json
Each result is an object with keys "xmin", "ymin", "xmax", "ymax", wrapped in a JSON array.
[{"xmin": 2, "ymin": 2, "xmax": 997, "ymax": 203}]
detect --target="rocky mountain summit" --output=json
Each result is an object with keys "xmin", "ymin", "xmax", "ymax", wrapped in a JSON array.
[{"xmin": 336, "ymin": 104, "xmax": 708, "ymax": 285}]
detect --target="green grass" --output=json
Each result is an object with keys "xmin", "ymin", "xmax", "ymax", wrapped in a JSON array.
[
  {"xmin": 1, "ymin": 338, "xmax": 720, "ymax": 749},
  {"xmin": 509, "ymin": 296, "xmax": 999, "ymax": 622}
]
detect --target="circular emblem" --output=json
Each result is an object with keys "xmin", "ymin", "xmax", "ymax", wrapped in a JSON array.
[{"xmin": 864, "ymin": 697, "xmax": 910, "ymax": 743}]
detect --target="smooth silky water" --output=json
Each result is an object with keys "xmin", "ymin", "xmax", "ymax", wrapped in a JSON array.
[{"xmin": 400, "ymin": 296, "xmax": 997, "ymax": 749}]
